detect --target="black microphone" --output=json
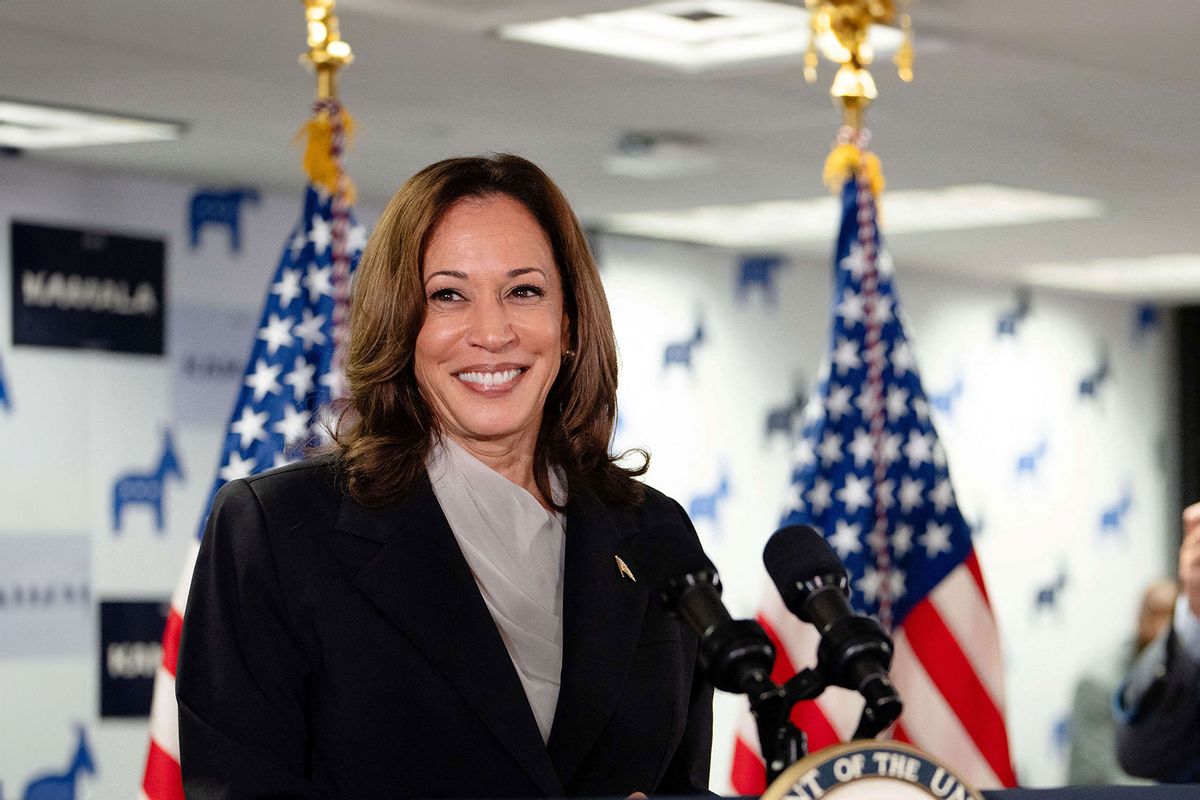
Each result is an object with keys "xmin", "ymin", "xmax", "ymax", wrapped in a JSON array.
[
  {"xmin": 637, "ymin": 527, "xmax": 776, "ymax": 696},
  {"xmin": 763, "ymin": 524, "xmax": 902, "ymax": 735}
]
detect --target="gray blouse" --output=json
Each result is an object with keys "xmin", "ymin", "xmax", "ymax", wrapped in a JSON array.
[{"xmin": 427, "ymin": 437, "xmax": 567, "ymax": 743}]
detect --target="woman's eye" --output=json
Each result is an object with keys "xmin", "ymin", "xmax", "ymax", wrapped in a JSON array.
[
  {"xmin": 428, "ymin": 288, "xmax": 463, "ymax": 302},
  {"xmin": 510, "ymin": 284, "xmax": 546, "ymax": 299}
]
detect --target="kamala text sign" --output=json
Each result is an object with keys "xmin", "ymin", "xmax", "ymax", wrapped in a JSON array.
[
  {"xmin": 11, "ymin": 220, "xmax": 165, "ymax": 354},
  {"xmin": 99, "ymin": 600, "xmax": 170, "ymax": 717}
]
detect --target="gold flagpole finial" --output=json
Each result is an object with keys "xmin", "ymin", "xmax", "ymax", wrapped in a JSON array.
[
  {"xmin": 296, "ymin": 0, "xmax": 357, "ymax": 201},
  {"xmin": 300, "ymin": 0, "xmax": 354, "ymax": 101},
  {"xmin": 804, "ymin": 0, "xmax": 913, "ymax": 131}
]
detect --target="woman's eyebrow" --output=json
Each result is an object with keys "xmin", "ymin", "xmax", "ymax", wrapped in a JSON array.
[
  {"xmin": 423, "ymin": 267, "xmax": 547, "ymax": 285},
  {"xmin": 424, "ymin": 269, "xmax": 468, "ymax": 284}
]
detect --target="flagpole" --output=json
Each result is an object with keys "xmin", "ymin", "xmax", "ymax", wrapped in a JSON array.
[
  {"xmin": 803, "ymin": 0, "xmax": 916, "ymax": 625},
  {"xmin": 299, "ymin": 0, "xmax": 355, "ymax": 389}
]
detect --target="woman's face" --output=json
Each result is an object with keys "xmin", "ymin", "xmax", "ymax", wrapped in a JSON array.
[{"xmin": 414, "ymin": 194, "xmax": 568, "ymax": 457}]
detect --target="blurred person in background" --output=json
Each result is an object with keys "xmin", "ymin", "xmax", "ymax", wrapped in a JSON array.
[
  {"xmin": 1116, "ymin": 502, "xmax": 1200, "ymax": 782},
  {"xmin": 1067, "ymin": 577, "xmax": 1176, "ymax": 784}
]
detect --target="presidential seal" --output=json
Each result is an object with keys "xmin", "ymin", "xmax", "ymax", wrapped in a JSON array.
[{"xmin": 761, "ymin": 741, "xmax": 985, "ymax": 800}]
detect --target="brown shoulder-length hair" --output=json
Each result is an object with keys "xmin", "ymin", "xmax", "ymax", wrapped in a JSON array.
[{"xmin": 333, "ymin": 153, "xmax": 647, "ymax": 509}]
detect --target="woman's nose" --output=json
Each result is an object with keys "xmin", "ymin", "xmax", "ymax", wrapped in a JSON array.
[{"xmin": 466, "ymin": 297, "xmax": 516, "ymax": 350}]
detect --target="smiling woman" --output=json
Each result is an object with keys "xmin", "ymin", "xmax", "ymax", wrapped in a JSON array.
[
  {"xmin": 174, "ymin": 154, "xmax": 718, "ymax": 799},
  {"xmin": 336, "ymin": 154, "xmax": 639, "ymax": 512},
  {"xmin": 414, "ymin": 195, "xmax": 569, "ymax": 508}
]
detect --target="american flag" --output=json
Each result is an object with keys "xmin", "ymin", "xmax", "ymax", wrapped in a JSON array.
[
  {"xmin": 140, "ymin": 183, "xmax": 364, "ymax": 800},
  {"xmin": 730, "ymin": 154, "xmax": 1018, "ymax": 791}
]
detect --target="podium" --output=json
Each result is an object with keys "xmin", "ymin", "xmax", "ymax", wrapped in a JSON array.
[{"xmin": 984, "ymin": 788, "xmax": 1200, "ymax": 799}]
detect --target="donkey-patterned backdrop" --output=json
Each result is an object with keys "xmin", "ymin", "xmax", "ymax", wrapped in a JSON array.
[{"xmin": 0, "ymin": 157, "xmax": 1177, "ymax": 795}]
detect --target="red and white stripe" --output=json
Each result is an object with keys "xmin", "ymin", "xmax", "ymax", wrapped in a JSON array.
[
  {"xmin": 729, "ymin": 551, "xmax": 1016, "ymax": 793},
  {"xmin": 140, "ymin": 540, "xmax": 199, "ymax": 800}
]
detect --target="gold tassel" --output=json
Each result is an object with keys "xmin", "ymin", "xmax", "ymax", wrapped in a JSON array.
[
  {"xmin": 822, "ymin": 143, "xmax": 859, "ymax": 192},
  {"xmin": 822, "ymin": 143, "xmax": 885, "ymax": 197},
  {"xmin": 296, "ymin": 109, "xmax": 357, "ymax": 203}
]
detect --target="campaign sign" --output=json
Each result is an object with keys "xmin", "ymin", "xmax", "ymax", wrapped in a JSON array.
[
  {"xmin": 99, "ymin": 599, "xmax": 169, "ymax": 717},
  {"xmin": 11, "ymin": 220, "xmax": 165, "ymax": 354},
  {"xmin": 170, "ymin": 303, "xmax": 257, "ymax": 423},
  {"xmin": 0, "ymin": 533, "xmax": 92, "ymax": 658}
]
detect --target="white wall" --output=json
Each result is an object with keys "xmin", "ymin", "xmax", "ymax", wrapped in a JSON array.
[{"xmin": 0, "ymin": 158, "xmax": 1176, "ymax": 796}]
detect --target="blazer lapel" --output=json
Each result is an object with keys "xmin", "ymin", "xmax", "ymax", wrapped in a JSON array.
[
  {"xmin": 340, "ymin": 474, "xmax": 563, "ymax": 797},
  {"xmin": 547, "ymin": 488, "xmax": 648, "ymax": 786}
]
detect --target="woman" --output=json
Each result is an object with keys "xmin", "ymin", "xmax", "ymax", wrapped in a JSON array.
[{"xmin": 176, "ymin": 154, "xmax": 714, "ymax": 799}]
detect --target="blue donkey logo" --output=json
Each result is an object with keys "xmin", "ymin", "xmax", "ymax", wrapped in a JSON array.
[
  {"xmin": 663, "ymin": 320, "xmax": 706, "ymax": 372},
  {"xmin": 1015, "ymin": 439, "xmax": 1049, "ymax": 478},
  {"xmin": 113, "ymin": 430, "xmax": 184, "ymax": 533},
  {"xmin": 189, "ymin": 187, "xmax": 260, "ymax": 253},
  {"xmin": 736, "ymin": 255, "xmax": 786, "ymax": 305},
  {"xmin": 1034, "ymin": 569, "xmax": 1068, "ymax": 614},
  {"xmin": 928, "ymin": 374, "xmax": 964, "ymax": 419},
  {"xmin": 996, "ymin": 290, "xmax": 1031, "ymax": 338},
  {"xmin": 688, "ymin": 469, "xmax": 731, "ymax": 525},
  {"xmin": 0, "ymin": 355, "xmax": 10, "ymax": 413},
  {"xmin": 764, "ymin": 386, "xmax": 808, "ymax": 439},
  {"xmin": 22, "ymin": 726, "xmax": 96, "ymax": 800},
  {"xmin": 1078, "ymin": 353, "xmax": 1111, "ymax": 400},
  {"xmin": 1099, "ymin": 488, "xmax": 1133, "ymax": 540}
]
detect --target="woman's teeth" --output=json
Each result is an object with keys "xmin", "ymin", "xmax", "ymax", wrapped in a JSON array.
[{"xmin": 457, "ymin": 369, "xmax": 522, "ymax": 387}]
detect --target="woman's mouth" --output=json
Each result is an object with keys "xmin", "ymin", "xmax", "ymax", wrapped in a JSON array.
[{"xmin": 455, "ymin": 368, "xmax": 525, "ymax": 391}]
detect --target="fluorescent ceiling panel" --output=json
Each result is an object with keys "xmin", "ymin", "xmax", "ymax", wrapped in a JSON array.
[
  {"xmin": 498, "ymin": 0, "xmax": 904, "ymax": 72},
  {"xmin": 603, "ymin": 184, "xmax": 1103, "ymax": 249},
  {"xmin": 0, "ymin": 99, "xmax": 183, "ymax": 150},
  {"xmin": 1022, "ymin": 254, "xmax": 1200, "ymax": 297}
]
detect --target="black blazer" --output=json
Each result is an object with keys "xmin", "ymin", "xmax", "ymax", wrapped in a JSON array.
[
  {"xmin": 1116, "ymin": 626, "xmax": 1200, "ymax": 782},
  {"xmin": 176, "ymin": 457, "xmax": 713, "ymax": 799}
]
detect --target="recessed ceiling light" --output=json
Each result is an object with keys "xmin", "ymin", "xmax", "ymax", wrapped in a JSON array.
[
  {"xmin": 603, "ymin": 184, "xmax": 1103, "ymax": 248},
  {"xmin": 1022, "ymin": 254, "xmax": 1200, "ymax": 298},
  {"xmin": 606, "ymin": 131, "xmax": 715, "ymax": 179},
  {"xmin": 0, "ymin": 98, "xmax": 184, "ymax": 151},
  {"xmin": 498, "ymin": 0, "xmax": 904, "ymax": 73}
]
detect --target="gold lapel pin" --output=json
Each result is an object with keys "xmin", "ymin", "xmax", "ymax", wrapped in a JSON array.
[{"xmin": 614, "ymin": 555, "xmax": 636, "ymax": 582}]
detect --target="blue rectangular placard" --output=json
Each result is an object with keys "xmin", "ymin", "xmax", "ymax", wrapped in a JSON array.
[
  {"xmin": 11, "ymin": 220, "xmax": 166, "ymax": 354},
  {"xmin": 99, "ymin": 599, "xmax": 169, "ymax": 718}
]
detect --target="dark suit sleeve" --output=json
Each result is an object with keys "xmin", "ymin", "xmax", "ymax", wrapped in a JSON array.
[
  {"xmin": 1115, "ymin": 625, "xmax": 1200, "ymax": 782},
  {"xmin": 656, "ymin": 654, "xmax": 715, "ymax": 794},
  {"xmin": 176, "ymin": 479, "xmax": 324, "ymax": 800}
]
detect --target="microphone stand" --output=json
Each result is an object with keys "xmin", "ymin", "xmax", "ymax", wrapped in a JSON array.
[
  {"xmin": 743, "ymin": 663, "xmax": 903, "ymax": 784},
  {"xmin": 741, "ymin": 668, "xmax": 823, "ymax": 784}
]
